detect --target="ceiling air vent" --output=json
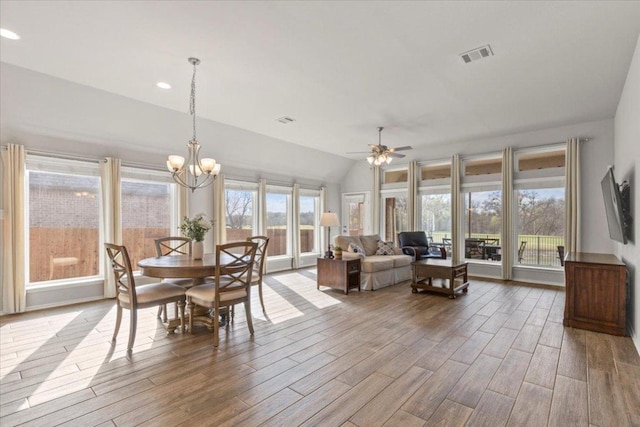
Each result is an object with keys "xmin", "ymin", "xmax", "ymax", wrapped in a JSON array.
[
  {"xmin": 276, "ymin": 116, "xmax": 296, "ymax": 124},
  {"xmin": 460, "ymin": 45, "xmax": 494, "ymax": 64}
]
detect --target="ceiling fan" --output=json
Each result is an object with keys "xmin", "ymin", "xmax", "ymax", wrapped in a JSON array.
[{"xmin": 348, "ymin": 127, "xmax": 412, "ymax": 165}]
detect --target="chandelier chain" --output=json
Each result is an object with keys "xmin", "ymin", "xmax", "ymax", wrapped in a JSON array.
[{"xmin": 190, "ymin": 61, "xmax": 197, "ymax": 141}]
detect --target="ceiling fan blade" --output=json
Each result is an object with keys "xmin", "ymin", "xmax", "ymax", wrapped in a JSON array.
[
  {"xmin": 368, "ymin": 144, "xmax": 380, "ymax": 149},
  {"xmin": 346, "ymin": 151, "xmax": 373, "ymax": 154},
  {"xmin": 388, "ymin": 152, "xmax": 406, "ymax": 158},
  {"xmin": 388, "ymin": 146, "xmax": 412, "ymax": 152}
]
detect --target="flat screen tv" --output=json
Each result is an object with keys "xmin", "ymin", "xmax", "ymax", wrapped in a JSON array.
[{"xmin": 601, "ymin": 166, "xmax": 630, "ymax": 244}]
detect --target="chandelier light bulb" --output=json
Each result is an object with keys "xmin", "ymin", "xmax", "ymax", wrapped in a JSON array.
[
  {"xmin": 200, "ymin": 158, "xmax": 216, "ymax": 173},
  {"xmin": 166, "ymin": 155, "xmax": 185, "ymax": 171}
]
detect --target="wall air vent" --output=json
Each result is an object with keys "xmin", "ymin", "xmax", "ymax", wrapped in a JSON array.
[
  {"xmin": 276, "ymin": 116, "xmax": 296, "ymax": 124},
  {"xmin": 460, "ymin": 45, "xmax": 494, "ymax": 64}
]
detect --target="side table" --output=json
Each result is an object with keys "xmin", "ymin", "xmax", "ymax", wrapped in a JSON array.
[{"xmin": 317, "ymin": 257, "xmax": 361, "ymax": 295}]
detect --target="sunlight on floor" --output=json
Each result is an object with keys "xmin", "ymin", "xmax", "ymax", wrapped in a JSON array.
[
  {"xmin": 273, "ymin": 271, "xmax": 342, "ymax": 309},
  {"xmin": 256, "ymin": 287, "xmax": 304, "ymax": 324}
]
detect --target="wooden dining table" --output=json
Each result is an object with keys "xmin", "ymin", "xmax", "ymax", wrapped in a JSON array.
[
  {"xmin": 138, "ymin": 253, "xmax": 227, "ymax": 284},
  {"xmin": 138, "ymin": 253, "xmax": 238, "ymax": 332}
]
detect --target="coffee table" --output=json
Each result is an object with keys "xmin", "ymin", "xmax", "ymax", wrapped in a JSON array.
[{"xmin": 411, "ymin": 258, "xmax": 469, "ymax": 299}]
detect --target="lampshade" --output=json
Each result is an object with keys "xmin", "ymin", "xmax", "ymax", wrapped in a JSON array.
[{"xmin": 320, "ymin": 212, "xmax": 340, "ymax": 227}]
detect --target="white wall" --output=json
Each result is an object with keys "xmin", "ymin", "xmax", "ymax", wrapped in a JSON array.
[
  {"xmin": 0, "ymin": 62, "xmax": 355, "ymax": 184},
  {"xmin": 614, "ymin": 34, "xmax": 640, "ymax": 352}
]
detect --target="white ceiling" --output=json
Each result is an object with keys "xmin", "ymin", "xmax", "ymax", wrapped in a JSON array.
[{"xmin": 1, "ymin": 1, "xmax": 640, "ymax": 159}]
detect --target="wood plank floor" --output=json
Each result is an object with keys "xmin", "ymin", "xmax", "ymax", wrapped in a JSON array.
[{"xmin": 1, "ymin": 269, "xmax": 639, "ymax": 426}]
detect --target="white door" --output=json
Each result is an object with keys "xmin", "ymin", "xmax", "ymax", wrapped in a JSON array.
[{"xmin": 341, "ymin": 192, "xmax": 371, "ymax": 236}]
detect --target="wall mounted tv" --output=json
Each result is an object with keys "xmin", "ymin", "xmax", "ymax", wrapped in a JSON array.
[{"xmin": 601, "ymin": 166, "xmax": 632, "ymax": 244}]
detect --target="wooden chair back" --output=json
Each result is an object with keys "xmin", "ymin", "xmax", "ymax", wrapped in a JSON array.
[
  {"xmin": 155, "ymin": 237, "xmax": 192, "ymax": 257},
  {"xmin": 215, "ymin": 241, "xmax": 258, "ymax": 304},
  {"xmin": 247, "ymin": 236, "xmax": 269, "ymax": 282},
  {"xmin": 105, "ymin": 243, "xmax": 138, "ymax": 306}
]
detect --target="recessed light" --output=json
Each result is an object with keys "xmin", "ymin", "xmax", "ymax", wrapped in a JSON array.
[
  {"xmin": 156, "ymin": 82, "xmax": 171, "ymax": 89},
  {"xmin": 0, "ymin": 28, "xmax": 21, "ymax": 40}
]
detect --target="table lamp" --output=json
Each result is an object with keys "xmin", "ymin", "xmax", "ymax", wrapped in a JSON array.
[{"xmin": 320, "ymin": 212, "xmax": 340, "ymax": 259}]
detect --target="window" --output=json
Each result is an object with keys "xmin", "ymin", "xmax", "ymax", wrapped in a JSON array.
[
  {"xmin": 121, "ymin": 168, "xmax": 177, "ymax": 272},
  {"xmin": 299, "ymin": 190, "xmax": 320, "ymax": 254},
  {"xmin": 381, "ymin": 192, "xmax": 408, "ymax": 242},
  {"xmin": 26, "ymin": 156, "xmax": 101, "ymax": 284},
  {"xmin": 515, "ymin": 147, "xmax": 565, "ymax": 267},
  {"xmin": 266, "ymin": 186, "xmax": 292, "ymax": 257},
  {"xmin": 418, "ymin": 161, "xmax": 452, "ymax": 253},
  {"xmin": 462, "ymin": 155, "xmax": 502, "ymax": 262},
  {"xmin": 384, "ymin": 169, "xmax": 408, "ymax": 184},
  {"xmin": 225, "ymin": 180, "xmax": 258, "ymax": 242}
]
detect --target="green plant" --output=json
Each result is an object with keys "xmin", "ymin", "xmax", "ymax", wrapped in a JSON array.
[
  {"xmin": 179, "ymin": 213, "xmax": 213, "ymax": 242},
  {"xmin": 334, "ymin": 246, "xmax": 343, "ymax": 252}
]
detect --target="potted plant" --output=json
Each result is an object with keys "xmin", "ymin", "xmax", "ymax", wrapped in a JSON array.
[
  {"xmin": 333, "ymin": 246, "xmax": 343, "ymax": 260},
  {"xmin": 179, "ymin": 213, "xmax": 213, "ymax": 260}
]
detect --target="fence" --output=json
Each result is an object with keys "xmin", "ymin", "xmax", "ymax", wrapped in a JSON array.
[
  {"xmin": 29, "ymin": 227, "xmax": 170, "ymax": 282},
  {"xmin": 31, "ymin": 227, "xmax": 318, "ymax": 283},
  {"xmin": 226, "ymin": 228, "xmax": 316, "ymax": 256}
]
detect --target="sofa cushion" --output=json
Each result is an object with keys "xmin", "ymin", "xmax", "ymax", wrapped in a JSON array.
[
  {"xmin": 342, "ymin": 251, "xmax": 364, "ymax": 260},
  {"xmin": 361, "ymin": 256, "xmax": 394, "ymax": 272},
  {"xmin": 375, "ymin": 241, "xmax": 395, "ymax": 255},
  {"xmin": 388, "ymin": 255, "xmax": 413, "ymax": 268},
  {"xmin": 348, "ymin": 242, "xmax": 365, "ymax": 254},
  {"xmin": 359, "ymin": 235, "xmax": 381, "ymax": 256},
  {"xmin": 335, "ymin": 235, "xmax": 363, "ymax": 252}
]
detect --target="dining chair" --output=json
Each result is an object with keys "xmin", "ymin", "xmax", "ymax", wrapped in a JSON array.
[
  {"xmin": 186, "ymin": 241, "xmax": 258, "ymax": 347},
  {"xmin": 105, "ymin": 243, "xmax": 186, "ymax": 353},
  {"xmin": 154, "ymin": 237, "xmax": 193, "ymax": 322},
  {"xmin": 247, "ymin": 235, "xmax": 269, "ymax": 313}
]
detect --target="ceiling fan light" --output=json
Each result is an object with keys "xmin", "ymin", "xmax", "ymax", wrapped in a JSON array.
[
  {"xmin": 386, "ymin": 156, "xmax": 392, "ymax": 164},
  {"xmin": 367, "ymin": 156, "xmax": 374, "ymax": 164}
]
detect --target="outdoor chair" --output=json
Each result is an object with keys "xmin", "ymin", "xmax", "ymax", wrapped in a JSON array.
[
  {"xmin": 518, "ymin": 241, "xmax": 527, "ymax": 263},
  {"xmin": 557, "ymin": 245, "xmax": 565, "ymax": 267}
]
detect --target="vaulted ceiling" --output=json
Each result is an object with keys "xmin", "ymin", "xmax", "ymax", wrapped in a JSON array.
[{"xmin": 1, "ymin": 1, "xmax": 639, "ymax": 159}]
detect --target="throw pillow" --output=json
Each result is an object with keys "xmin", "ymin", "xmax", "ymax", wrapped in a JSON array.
[
  {"xmin": 348, "ymin": 242, "xmax": 365, "ymax": 254},
  {"xmin": 375, "ymin": 240, "xmax": 395, "ymax": 255}
]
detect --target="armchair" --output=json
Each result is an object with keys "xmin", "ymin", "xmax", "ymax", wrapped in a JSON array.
[{"xmin": 398, "ymin": 231, "xmax": 446, "ymax": 261}]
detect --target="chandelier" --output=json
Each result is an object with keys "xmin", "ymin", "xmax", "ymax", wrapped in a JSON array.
[{"xmin": 166, "ymin": 57, "xmax": 221, "ymax": 192}]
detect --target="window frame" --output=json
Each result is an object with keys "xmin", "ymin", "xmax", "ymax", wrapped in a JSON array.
[
  {"xmin": 25, "ymin": 155, "xmax": 103, "ymax": 288},
  {"xmin": 120, "ymin": 166, "xmax": 180, "ymax": 273},
  {"xmin": 299, "ymin": 188, "xmax": 321, "ymax": 255}
]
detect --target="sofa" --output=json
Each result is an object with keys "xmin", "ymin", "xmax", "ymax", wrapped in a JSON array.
[{"xmin": 334, "ymin": 234, "xmax": 413, "ymax": 291}]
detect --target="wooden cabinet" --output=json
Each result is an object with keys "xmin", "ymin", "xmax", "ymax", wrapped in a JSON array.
[
  {"xmin": 317, "ymin": 258, "xmax": 361, "ymax": 294},
  {"xmin": 564, "ymin": 252, "xmax": 627, "ymax": 336}
]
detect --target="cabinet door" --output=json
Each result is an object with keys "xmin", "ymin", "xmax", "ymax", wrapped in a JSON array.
[{"xmin": 571, "ymin": 264, "xmax": 623, "ymax": 326}]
